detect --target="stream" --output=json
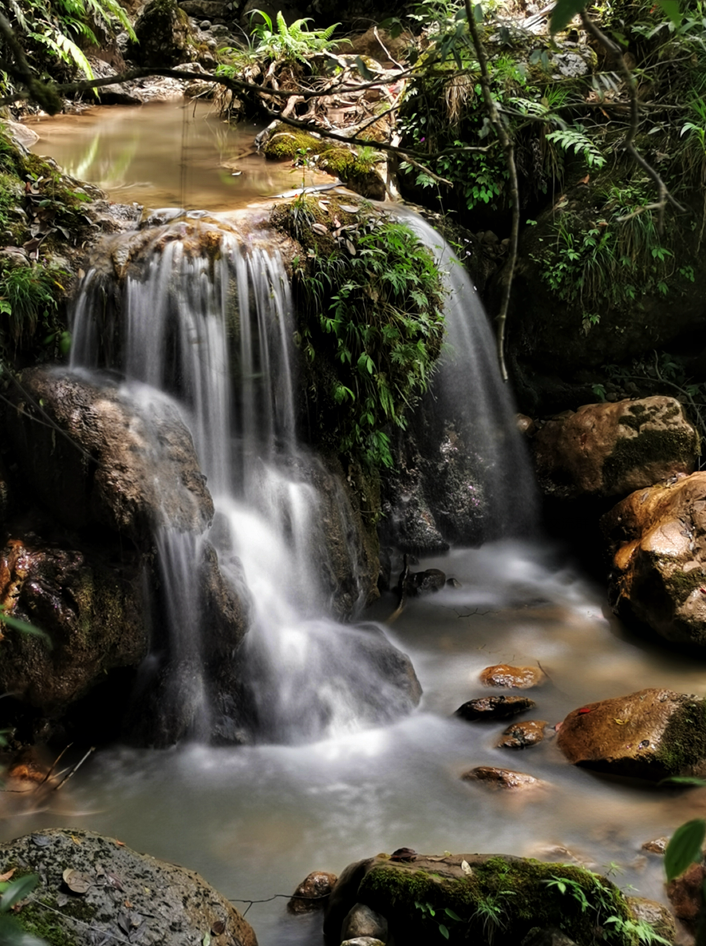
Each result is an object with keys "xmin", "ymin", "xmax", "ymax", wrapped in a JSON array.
[{"xmin": 9, "ymin": 98, "xmax": 705, "ymax": 945}]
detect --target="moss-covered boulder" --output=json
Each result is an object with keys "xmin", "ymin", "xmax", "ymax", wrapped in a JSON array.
[
  {"xmin": 0, "ymin": 828, "xmax": 257, "ymax": 946},
  {"xmin": 557, "ymin": 688, "xmax": 706, "ymax": 780},
  {"xmin": 323, "ymin": 852, "xmax": 658, "ymax": 945},
  {"xmin": 533, "ymin": 397, "xmax": 699, "ymax": 501},
  {"xmin": 260, "ymin": 123, "xmax": 386, "ymax": 199},
  {"xmin": 602, "ymin": 472, "xmax": 706, "ymax": 647}
]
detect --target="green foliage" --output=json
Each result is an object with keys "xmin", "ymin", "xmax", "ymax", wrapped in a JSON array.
[
  {"xmin": 545, "ymin": 129, "xmax": 606, "ymax": 169},
  {"xmin": 0, "ymin": 261, "xmax": 68, "ymax": 357},
  {"xmin": 664, "ymin": 818, "xmax": 706, "ymax": 882},
  {"xmin": 0, "ymin": 873, "xmax": 45, "ymax": 946},
  {"xmin": 0, "ymin": 0, "xmax": 136, "ymax": 87},
  {"xmin": 248, "ymin": 9, "xmax": 343, "ymax": 63},
  {"xmin": 275, "ymin": 198, "xmax": 445, "ymax": 468}
]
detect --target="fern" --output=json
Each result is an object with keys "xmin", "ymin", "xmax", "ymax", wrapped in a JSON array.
[
  {"xmin": 545, "ymin": 128, "xmax": 606, "ymax": 168},
  {"xmin": 31, "ymin": 30, "xmax": 95, "ymax": 81},
  {"xmin": 250, "ymin": 8, "xmax": 344, "ymax": 63}
]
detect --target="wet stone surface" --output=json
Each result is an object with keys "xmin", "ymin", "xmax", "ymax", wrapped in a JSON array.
[
  {"xmin": 455, "ymin": 695, "xmax": 536, "ymax": 722},
  {"xmin": 479, "ymin": 664, "xmax": 547, "ymax": 689},
  {"xmin": 496, "ymin": 720, "xmax": 548, "ymax": 749}
]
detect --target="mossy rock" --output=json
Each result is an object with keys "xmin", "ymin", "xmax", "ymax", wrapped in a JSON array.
[
  {"xmin": 0, "ymin": 828, "xmax": 256, "ymax": 946},
  {"xmin": 324, "ymin": 853, "xmax": 653, "ymax": 945}
]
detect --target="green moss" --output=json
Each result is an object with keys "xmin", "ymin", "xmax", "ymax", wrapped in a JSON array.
[
  {"xmin": 602, "ymin": 428, "xmax": 698, "ymax": 494},
  {"xmin": 262, "ymin": 129, "xmax": 321, "ymax": 161},
  {"xmin": 663, "ymin": 566, "xmax": 706, "ymax": 604},
  {"xmin": 356, "ymin": 858, "xmax": 636, "ymax": 945},
  {"xmin": 15, "ymin": 891, "xmax": 97, "ymax": 946},
  {"xmin": 657, "ymin": 698, "xmax": 706, "ymax": 774}
]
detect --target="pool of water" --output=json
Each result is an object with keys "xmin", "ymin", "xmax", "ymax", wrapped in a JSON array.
[{"xmin": 26, "ymin": 99, "xmax": 332, "ymax": 211}]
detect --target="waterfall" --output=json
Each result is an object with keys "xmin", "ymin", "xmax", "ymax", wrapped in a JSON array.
[{"xmin": 69, "ymin": 217, "xmax": 420, "ymax": 745}]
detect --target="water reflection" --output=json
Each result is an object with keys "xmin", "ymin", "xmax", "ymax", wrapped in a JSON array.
[{"xmin": 26, "ymin": 99, "xmax": 331, "ymax": 210}]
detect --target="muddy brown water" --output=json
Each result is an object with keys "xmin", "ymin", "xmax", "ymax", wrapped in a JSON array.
[{"xmin": 8, "ymin": 101, "xmax": 706, "ymax": 945}]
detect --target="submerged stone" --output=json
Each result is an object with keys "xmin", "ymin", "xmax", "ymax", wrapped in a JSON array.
[
  {"xmin": 461, "ymin": 766, "xmax": 547, "ymax": 791},
  {"xmin": 455, "ymin": 695, "xmax": 536, "ymax": 722},
  {"xmin": 497, "ymin": 720, "xmax": 548, "ymax": 749},
  {"xmin": 480, "ymin": 664, "xmax": 547, "ymax": 689},
  {"xmin": 556, "ymin": 688, "xmax": 706, "ymax": 780}
]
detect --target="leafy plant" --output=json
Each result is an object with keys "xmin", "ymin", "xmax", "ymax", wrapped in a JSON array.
[
  {"xmin": 545, "ymin": 128, "xmax": 607, "ymax": 169},
  {"xmin": 0, "ymin": 873, "xmax": 44, "ymax": 945},
  {"xmin": 0, "ymin": 262, "xmax": 68, "ymax": 356},
  {"xmin": 414, "ymin": 900, "xmax": 462, "ymax": 940},
  {"xmin": 248, "ymin": 10, "xmax": 343, "ymax": 63}
]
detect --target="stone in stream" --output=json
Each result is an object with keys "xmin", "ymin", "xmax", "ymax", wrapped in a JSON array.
[
  {"xmin": 455, "ymin": 695, "xmax": 536, "ymax": 722},
  {"xmin": 602, "ymin": 472, "xmax": 706, "ymax": 649},
  {"xmin": 627, "ymin": 897, "xmax": 677, "ymax": 945},
  {"xmin": 532, "ymin": 396, "xmax": 699, "ymax": 500},
  {"xmin": 460, "ymin": 766, "xmax": 547, "ymax": 791},
  {"xmin": 324, "ymin": 852, "xmax": 658, "ymax": 946},
  {"xmin": 556, "ymin": 688, "xmax": 706, "ymax": 780},
  {"xmin": 287, "ymin": 870, "xmax": 338, "ymax": 914},
  {"xmin": 479, "ymin": 664, "xmax": 547, "ymax": 688},
  {"xmin": 667, "ymin": 862, "xmax": 706, "ymax": 937},
  {"xmin": 0, "ymin": 828, "xmax": 257, "ymax": 946},
  {"xmin": 342, "ymin": 903, "xmax": 388, "ymax": 942},
  {"xmin": 641, "ymin": 837, "xmax": 669, "ymax": 854},
  {"xmin": 496, "ymin": 720, "xmax": 548, "ymax": 749}
]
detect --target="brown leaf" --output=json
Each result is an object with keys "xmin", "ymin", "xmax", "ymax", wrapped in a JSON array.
[
  {"xmin": 211, "ymin": 920, "xmax": 226, "ymax": 935},
  {"xmin": 0, "ymin": 869, "xmax": 16, "ymax": 882}
]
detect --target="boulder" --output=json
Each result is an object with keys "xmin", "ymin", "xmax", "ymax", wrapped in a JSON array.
[
  {"xmin": 556, "ymin": 688, "xmax": 706, "ymax": 780},
  {"xmin": 460, "ymin": 766, "xmax": 547, "ymax": 791},
  {"xmin": 627, "ymin": 897, "xmax": 677, "ymax": 945},
  {"xmin": 0, "ymin": 527, "xmax": 147, "ymax": 719},
  {"xmin": 129, "ymin": 0, "xmax": 197, "ymax": 65},
  {"xmin": 533, "ymin": 397, "xmax": 698, "ymax": 500},
  {"xmin": 455, "ymin": 696, "xmax": 536, "ymax": 722},
  {"xmin": 324, "ymin": 853, "xmax": 646, "ymax": 946},
  {"xmin": 288, "ymin": 870, "xmax": 338, "ymax": 914},
  {"xmin": 496, "ymin": 720, "xmax": 548, "ymax": 749},
  {"xmin": 0, "ymin": 828, "xmax": 257, "ymax": 946},
  {"xmin": 602, "ymin": 473, "xmax": 706, "ymax": 647},
  {"xmin": 342, "ymin": 903, "xmax": 388, "ymax": 942},
  {"xmin": 480, "ymin": 664, "xmax": 547, "ymax": 688},
  {"xmin": 4, "ymin": 369, "xmax": 214, "ymax": 546},
  {"xmin": 667, "ymin": 861, "xmax": 705, "ymax": 936}
]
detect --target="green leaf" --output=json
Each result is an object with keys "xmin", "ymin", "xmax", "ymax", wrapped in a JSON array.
[
  {"xmin": 665, "ymin": 819, "xmax": 706, "ymax": 881},
  {"xmin": 0, "ymin": 874, "xmax": 39, "ymax": 911},
  {"xmin": 550, "ymin": 0, "xmax": 586, "ymax": 34},
  {"xmin": 355, "ymin": 56, "xmax": 375, "ymax": 81},
  {"xmin": 445, "ymin": 908, "xmax": 462, "ymax": 921},
  {"xmin": 0, "ymin": 608, "xmax": 52, "ymax": 647},
  {"xmin": 656, "ymin": 0, "xmax": 682, "ymax": 27},
  {"xmin": 659, "ymin": 776, "xmax": 706, "ymax": 787}
]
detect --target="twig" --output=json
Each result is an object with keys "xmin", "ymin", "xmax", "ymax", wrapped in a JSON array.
[
  {"xmin": 229, "ymin": 892, "xmax": 331, "ymax": 917},
  {"xmin": 35, "ymin": 743, "xmax": 73, "ymax": 790},
  {"xmin": 52, "ymin": 746, "xmax": 95, "ymax": 792},
  {"xmin": 579, "ymin": 10, "xmax": 686, "ymax": 231},
  {"xmin": 464, "ymin": 0, "xmax": 519, "ymax": 383},
  {"xmin": 374, "ymin": 26, "xmax": 404, "ymax": 70}
]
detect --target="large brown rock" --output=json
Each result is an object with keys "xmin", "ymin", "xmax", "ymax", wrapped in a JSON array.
[
  {"xmin": 556, "ymin": 688, "xmax": 706, "ymax": 780},
  {"xmin": 0, "ymin": 828, "xmax": 257, "ymax": 946},
  {"xmin": 0, "ymin": 528, "xmax": 147, "ymax": 716},
  {"xmin": 533, "ymin": 397, "xmax": 698, "ymax": 500},
  {"xmin": 602, "ymin": 473, "xmax": 706, "ymax": 647},
  {"xmin": 4, "ymin": 368, "xmax": 214, "ymax": 546}
]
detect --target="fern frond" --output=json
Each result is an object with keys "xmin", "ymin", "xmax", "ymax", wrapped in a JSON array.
[{"xmin": 545, "ymin": 128, "xmax": 606, "ymax": 168}]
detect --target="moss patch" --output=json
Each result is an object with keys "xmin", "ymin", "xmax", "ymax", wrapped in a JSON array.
[
  {"xmin": 602, "ymin": 428, "xmax": 698, "ymax": 494},
  {"xmin": 657, "ymin": 697, "xmax": 706, "ymax": 774}
]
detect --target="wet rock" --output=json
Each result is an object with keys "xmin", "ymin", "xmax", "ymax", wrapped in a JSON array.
[
  {"xmin": 455, "ymin": 695, "xmax": 536, "ymax": 722},
  {"xmin": 556, "ymin": 688, "xmax": 706, "ymax": 780},
  {"xmin": 4, "ymin": 368, "xmax": 214, "ymax": 546},
  {"xmin": 342, "ymin": 903, "xmax": 388, "ymax": 942},
  {"xmin": 0, "ymin": 527, "xmax": 147, "ymax": 718},
  {"xmin": 667, "ymin": 861, "xmax": 705, "ymax": 935},
  {"xmin": 517, "ymin": 413, "xmax": 537, "ymax": 436},
  {"xmin": 130, "ymin": 0, "xmax": 198, "ymax": 66},
  {"xmin": 641, "ymin": 837, "xmax": 669, "ymax": 854},
  {"xmin": 325, "ymin": 853, "xmax": 637, "ymax": 946},
  {"xmin": 533, "ymin": 397, "xmax": 698, "ymax": 500},
  {"xmin": 627, "ymin": 897, "xmax": 677, "ymax": 945},
  {"xmin": 521, "ymin": 929, "xmax": 578, "ymax": 946},
  {"xmin": 341, "ymin": 939, "xmax": 385, "ymax": 946},
  {"xmin": 407, "ymin": 568, "xmax": 446, "ymax": 595},
  {"xmin": 460, "ymin": 766, "xmax": 546, "ymax": 790},
  {"xmin": 480, "ymin": 664, "xmax": 547, "ymax": 688},
  {"xmin": 287, "ymin": 871, "xmax": 338, "ymax": 914},
  {"xmin": 497, "ymin": 720, "xmax": 548, "ymax": 748},
  {"xmin": 0, "ymin": 828, "xmax": 257, "ymax": 946},
  {"xmin": 602, "ymin": 473, "xmax": 706, "ymax": 648}
]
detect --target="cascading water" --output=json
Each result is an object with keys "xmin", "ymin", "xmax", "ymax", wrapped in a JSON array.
[
  {"xmin": 69, "ymin": 216, "xmax": 421, "ymax": 745},
  {"xmin": 394, "ymin": 208, "xmax": 539, "ymax": 540}
]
